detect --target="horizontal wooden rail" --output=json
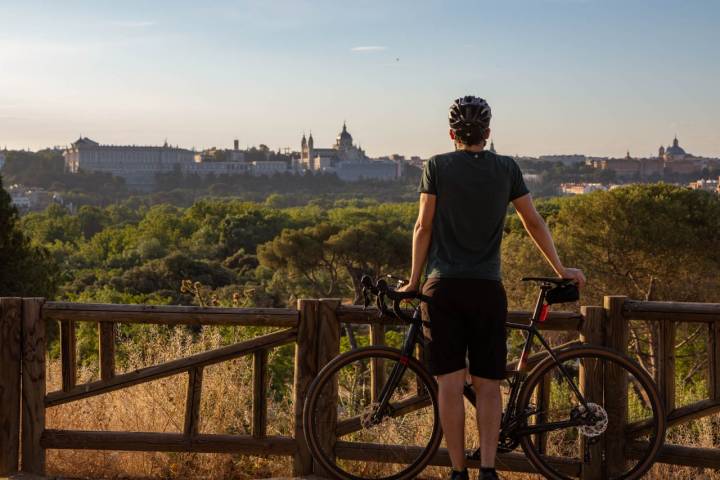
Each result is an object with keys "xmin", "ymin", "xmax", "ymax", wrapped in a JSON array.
[
  {"xmin": 626, "ymin": 441, "xmax": 720, "ymax": 469},
  {"xmin": 623, "ymin": 300, "xmax": 720, "ymax": 322},
  {"xmin": 626, "ymin": 398, "xmax": 720, "ymax": 438},
  {"xmin": 334, "ymin": 441, "xmax": 581, "ymax": 476},
  {"xmin": 46, "ymin": 327, "xmax": 297, "ymax": 406},
  {"xmin": 41, "ymin": 430, "xmax": 296, "ymax": 455},
  {"xmin": 337, "ymin": 305, "xmax": 583, "ymax": 331},
  {"xmin": 43, "ymin": 302, "xmax": 299, "ymax": 327}
]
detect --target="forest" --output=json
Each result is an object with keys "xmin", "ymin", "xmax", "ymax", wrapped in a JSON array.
[{"xmin": 2, "ymin": 175, "xmax": 720, "ymax": 478}]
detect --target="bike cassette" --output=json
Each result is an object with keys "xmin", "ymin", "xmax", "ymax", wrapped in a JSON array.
[{"xmin": 574, "ymin": 403, "xmax": 608, "ymax": 437}]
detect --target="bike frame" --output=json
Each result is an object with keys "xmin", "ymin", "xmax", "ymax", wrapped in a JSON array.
[{"xmin": 372, "ymin": 282, "xmax": 592, "ymax": 438}]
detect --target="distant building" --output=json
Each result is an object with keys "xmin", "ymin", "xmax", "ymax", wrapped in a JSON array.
[
  {"xmin": 560, "ymin": 183, "xmax": 607, "ymax": 195},
  {"xmin": 64, "ymin": 137, "xmax": 196, "ymax": 190},
  {"xmin": 251, "ymin": 161, "xmax": 289, "ymax": 176},
  {"xmin": 299, "ymin": 122, "xmax": 398, "ymax": 181},
  {"xmin": 0, "ymin": 151, "xmax": 5, "ymax": 171},
  {"xmin": 688, "ymin": 177, "xmax": 720, "ymax": 193},
  {"xmin": 63, "ymin": 137, "xmax": 291, "ymax": 189},
  {"xmin": 539, "ymin": 154, "xmax": 587, "ymax": 165},
  {"xmin": 7, "ymin": 184, "xmax": 65, "ymax": 212},
  {"xmin": 588, "ymin": 137, "xmax": 710, "ymax": 179}
]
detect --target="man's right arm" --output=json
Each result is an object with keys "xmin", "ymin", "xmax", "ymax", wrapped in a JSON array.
[{"xmin": 511, "ymin": 193, "xmax": 586, "ymax": 287}]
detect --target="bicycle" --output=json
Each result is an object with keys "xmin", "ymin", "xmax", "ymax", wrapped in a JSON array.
[{"xmin": 303, "ymin": 275, "xmax": 666, "ymax": 480}]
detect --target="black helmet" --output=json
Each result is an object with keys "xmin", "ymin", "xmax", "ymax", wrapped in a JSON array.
[{"xmin": 449, "ymin": 96, "xmax": 492, "ymax": 142}]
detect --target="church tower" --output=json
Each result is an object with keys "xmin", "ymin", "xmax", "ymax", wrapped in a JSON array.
[
  {"xmin": 301, "ymin": 133, "xmax": 308, "ymax": 162},
  {"xmin": 659, "ymin": 145, "xmax": 665, "ymax": 160}
]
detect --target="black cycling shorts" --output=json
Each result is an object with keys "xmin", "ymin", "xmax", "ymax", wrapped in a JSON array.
[{"xmin": 420, "ymin": 277, "xmax": 508, "ymax": 380}]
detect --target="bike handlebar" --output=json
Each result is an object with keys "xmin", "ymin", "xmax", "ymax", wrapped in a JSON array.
[{"xmin": 361, "ymin": 275, "xmax": 424, "ymax": 323}]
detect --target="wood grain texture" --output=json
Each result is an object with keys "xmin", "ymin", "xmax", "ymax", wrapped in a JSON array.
[
  {"xmin": 579, "ymin": 305, "xmax": 605, "ymax": 480},
  {"xmin": 334, "ymin": 441, "xmax": 580, "ymax": 476},
  {"xmin": 370, "ymin": 322, "xmax": 385, "ymax": 404},
  {"xmin": 709, "ymin": 321, "xmax": 720, "ymax": 400},
  {"xmin": 99, "ymin": 322, "xmax": 115, "ymax": 381},
  {"xmin": 0, "ymin": 298, "xmax": 22, "ymax": 474},
  {"xmin": 60, "ymin": 320, "xmax": 76, "ymax": 392},
  {"xmin": 336, "ymin": 305, "xmax": 583, "ymax": 331},
  {"xmin": 603, "ymin": 296, "xmax": 628, "ymax": 478},
  {"xmin": 313, "ymin": 299, "xmax": 341, "ymax": 476},
  {"xmin": 46, "ymin": 327, "xmax": 297, "ymax": 407},
  {"xmin": 21, "ymin": 298, "xmax": 45, "ymax": 474},
  {"xmin": 626, "ymin": 441, "xmax": 720, "ymax": 469},
  {"xmin": 626, "ymin": 398, "xmax": 720, "ymax": 438},
  {"xmin": 41, "ymin": 429, "xmax": 297, "ymax": 455},
  {"xmin": 293, "ymin": 299, "xmax": 318, "ymax": 476},
  {"xmin": 623, "ymin": 300, "xmax": 720, "ymax": 322},
  {"xmin": 184, "ymin": 367, "xmax": 203, "ymax": 436},
  {"xmin": 656, "ymin": 320, "xmax": 676, "ymax": 411},
  {"xmin": 43, "ymin": 302, "xmax": 298, "ymax": 327}
]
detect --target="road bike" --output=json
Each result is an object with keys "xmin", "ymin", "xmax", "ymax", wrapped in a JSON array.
[{"xmin": 303, "ymin": 275, "xmax": 666, "ymax": 479}]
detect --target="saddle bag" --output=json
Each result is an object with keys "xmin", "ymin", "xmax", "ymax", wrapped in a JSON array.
[{"xmin": 545, "ymin": 283, "xmax": 580, "ymax": 305}]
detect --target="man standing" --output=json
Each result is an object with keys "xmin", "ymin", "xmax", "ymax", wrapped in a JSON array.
[{"xmin": 398, "ymin": 96, "xmax": 585, "ymax": 480}]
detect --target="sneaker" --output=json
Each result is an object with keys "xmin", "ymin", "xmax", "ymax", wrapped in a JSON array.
[
  {"xmin": 450, "ymin": 468, "xmax": 469, "ymax": 480},
  {"xmin": 480, "ymin": 467, "xmax": 500, "ymax": 479}
]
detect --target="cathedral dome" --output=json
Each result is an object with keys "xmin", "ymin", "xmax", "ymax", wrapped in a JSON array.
[
  {"xmin": 665, "ymin": 137, "xmax": 686, "ymax": 156},
  {"xmin": 337, "ymin": 122, "xmax": 353, "ymax": 145}
]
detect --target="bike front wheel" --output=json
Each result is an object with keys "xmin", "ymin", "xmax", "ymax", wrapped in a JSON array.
[
  {"xmin": 303, "ymin": 346, "xmax": 442, "ymax": 480},
  {"xmin": 517, "ymin": 345, "xmax": 666, "ymax": 480}
]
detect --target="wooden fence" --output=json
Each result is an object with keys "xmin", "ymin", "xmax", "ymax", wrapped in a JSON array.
[{"xmin": 1, "ymin": 296, "xmax": 720, "ymax": 478}]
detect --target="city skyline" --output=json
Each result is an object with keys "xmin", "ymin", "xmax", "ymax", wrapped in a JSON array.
[{"xmin": 1, "ymin": 0, "xmax": 719, "ymax": 158}]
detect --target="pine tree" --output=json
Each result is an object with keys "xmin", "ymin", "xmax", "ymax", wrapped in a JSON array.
[{"xmin": 0, "ymin": 175, "xmax": 58, "ymax": 296}]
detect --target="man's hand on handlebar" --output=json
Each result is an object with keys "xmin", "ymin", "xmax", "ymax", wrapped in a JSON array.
[{"xmin": 396, "ymin": 281, "xmax": 419, "ymax": 294}]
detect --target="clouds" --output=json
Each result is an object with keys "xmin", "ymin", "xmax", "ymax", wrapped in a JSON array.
[{"xmin": 351, "ymin": 46, "xmax": 387, "ymax": 52}]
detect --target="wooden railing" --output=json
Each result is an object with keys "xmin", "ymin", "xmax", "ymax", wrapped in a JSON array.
[{"xmin": 1, "ymin": 296, "xmax": 720, "ymax": 478}]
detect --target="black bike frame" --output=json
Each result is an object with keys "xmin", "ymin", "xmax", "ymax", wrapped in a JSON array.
[{"xmin": 373, "ymin": 283, "xmax": 591, "ymax": 437}]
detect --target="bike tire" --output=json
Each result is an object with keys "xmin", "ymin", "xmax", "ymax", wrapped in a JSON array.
[
  {"xmin": 517, "ymin": 345, "xmax": 666, "ymax": 480},
  {"xmin": 303, "ymin": 346, "xmax": 442, "ymax": 480}
]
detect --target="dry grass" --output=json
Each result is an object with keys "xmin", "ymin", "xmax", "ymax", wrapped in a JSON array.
[
  {"xmin": 44, "ymin": 326, "xmax": 720, "ymax": 480},
  {"xmin": 46, "ymin": 326, "xmax": 294, "ymax": 480}
]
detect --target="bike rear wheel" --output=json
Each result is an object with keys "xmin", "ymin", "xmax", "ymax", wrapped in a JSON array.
[
  {"xmin": 517, "ymin": 345, "xmax": 666, "ymax": 480},
  {"xmin": 303, "ymin": 346, "xmax": 441, "ymax": 480}
]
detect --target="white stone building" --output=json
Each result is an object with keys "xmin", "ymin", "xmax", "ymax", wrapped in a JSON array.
[
  {"xmin": 64, "ymin": 137, "xmax": 196, "ymax": 190},
  {"xmin": 299, "ymin": 123, "xmax": 398, "ymax": 181}
]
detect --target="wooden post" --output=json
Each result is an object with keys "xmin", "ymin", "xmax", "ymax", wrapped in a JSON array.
[
  {"xmin": 0, "ymin": 298, "xmax": 22, "ymax": 474},
  {"xmin": 293, "ymin": 299, "xmax": 319, "ymax": 475},
  {"xmin": 709, "ymin": 321, "xmax": 720, "ymax": 400},
  {"xmin": 370, "ymin": 323, "xmax": 385, "ymax": 403},
  {"xmin": 252, "ymin": 349, "xmax": 268, "ymax": 439},
  {"xmin": 657, "ymin": 320, "xmax": 676, "ymax": 412},
  {"xmin": 314, "ymin": 299, "xmax": 342, "ymax": 476},
  {"xmin": 603, "ymin": 296, "xmax": 628, "ymax": 478},
  {"xmin": 183, "ymin": 367, "xmax": 203, "ymax": 436},
  {"xmin": 60, "ymin": 320, "xmax": 76, "ymax": 391},
  {"xmin": 579, "ymin": 305, "xmax": 605, "ymax": 480},
  {"xmin": 21, "ymin": 298, "xmax": 45, "ymax": 474},
  {"xmin": 99, "ymin": 321, "xmax": 116, "ymax": 380}
]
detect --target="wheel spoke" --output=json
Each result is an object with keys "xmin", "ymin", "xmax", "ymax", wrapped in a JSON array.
[{"xmin": 518, "ymin": 347, "xmax": 665, "ymax": 480}]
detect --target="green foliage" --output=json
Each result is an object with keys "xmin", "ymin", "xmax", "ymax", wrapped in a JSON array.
[{"xmin": 0, "ymin": 175, "xmax": 59, "ymax": 296}]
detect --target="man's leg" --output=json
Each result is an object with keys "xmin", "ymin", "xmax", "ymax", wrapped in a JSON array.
[
  {"xmin": 437, "ymin": 369, "xmax": 467, "ymax": 471},
  {"xmin": 472, "ymin": 376, "xmax": 502, "ymax": 468}
]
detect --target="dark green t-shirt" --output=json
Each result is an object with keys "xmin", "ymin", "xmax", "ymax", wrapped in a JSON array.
[{"xmin": 418, "ymin": 150, "xmax": 529, "ymax": 280}]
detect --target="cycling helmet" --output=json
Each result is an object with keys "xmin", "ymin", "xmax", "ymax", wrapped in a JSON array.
[{"xmin": 448, "ymin": 96, "xmax": 492, "ymax": 142}]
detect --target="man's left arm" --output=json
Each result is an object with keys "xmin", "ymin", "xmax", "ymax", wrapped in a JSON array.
[{"xmin": 401, "ymin": 193, "xmax": 436, "ymax": 292}]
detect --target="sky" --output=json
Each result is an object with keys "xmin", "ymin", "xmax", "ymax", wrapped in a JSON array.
[{"xmin": 1, "ymin": 0, "xmax": 719, "ymax": 158}]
